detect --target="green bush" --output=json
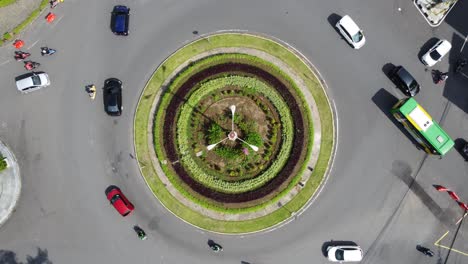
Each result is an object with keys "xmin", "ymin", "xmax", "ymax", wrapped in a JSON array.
[
  {"xmin": 207, "ymin": 123, "xmax": 225, "ymax": 144},
  {"xmin": 0, "ymin": 157, "xmax": 7, "ymax": 172},
  {"xmin": 244, "ymin": 132, "xmax": 263, "ymax": 147},
  {"xmin": 0, "ymin": 0, "xmax": 16, "ymax": 8},
  {"xmin": 215, "ymin": 146, "xmax": 242, "ymax": 159},
  {"xmin": 2, "ymin": 32, "xmax": 13, "ymax": 41}
]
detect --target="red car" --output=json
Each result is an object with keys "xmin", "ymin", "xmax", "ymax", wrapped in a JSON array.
[{"xmin": 106, "ymin": 186, "xmax": 134, "ymax": 216}]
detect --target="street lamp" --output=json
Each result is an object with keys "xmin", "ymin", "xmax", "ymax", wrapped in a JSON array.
[{"xmin": 206, "ymin": 105, "xmax": 259, "ymax": 152}]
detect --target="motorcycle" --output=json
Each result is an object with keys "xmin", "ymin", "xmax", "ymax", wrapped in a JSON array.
[
  {"xmin": 416, "ymin": 245, "xmax": 434, "ymax": 257},
  {"xmin": 86, "ymin": 85, "xmax": 96, "ymax": 100},
  {"xmin": 41, "ymin": 47, "xmax": 56, "ymax": 56},
  {"xmin": 50, "ymin": 0, "xmax": 63, "ymax": 8},
  {"xmin": 208, "ymin": 240, "xmax": 223, "ymax": 252},
  {"xmin": 133, "ymin": 226, "xmax": 147, "ymax": 240},
  {"xmin": 24, "ymin": 61, "xmax": 40, "ymax": 71},
  {"xmin": 14, "ymin": 51, "xmax": 31, "ymax": 61},
  {"xmin": 454, "ymin": 58, "xmax": 467, "ymax": 74},
  {"xmin": 431, "ymin": 70, "xmax": 448, "ymax": 84}
]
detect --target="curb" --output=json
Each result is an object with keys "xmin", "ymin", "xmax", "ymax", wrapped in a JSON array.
[{"xmin": 0, "ymin": 139, "xmax": 21, "ymax": 229}]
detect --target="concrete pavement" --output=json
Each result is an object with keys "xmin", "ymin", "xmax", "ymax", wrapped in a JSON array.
[
  {"xmin": 0, "ymin": 0, "xmax": 42, "ymax": 37},
  {"xmin": 0, "ymin": 139, "xmax": 21, "ymax": 228}
]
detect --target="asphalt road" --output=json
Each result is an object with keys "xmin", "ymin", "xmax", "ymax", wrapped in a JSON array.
[{"xmin": 0, "ymin": 0, "xmax": 467, "ymax": 263}]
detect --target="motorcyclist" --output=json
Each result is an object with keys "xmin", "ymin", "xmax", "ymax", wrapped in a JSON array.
[
  {"xmin": 86, "ymin": 85, "xmax": 96, "ymax": 100},
  {"xmin": 208, "ymin": 241, "xmax": 223, "ymax": 252},
  {"xmin": 14, "ymin": 51, "xmax": 30, "ymax": 60},
  {"xmin": 416, "ymin": 245, "xmax": 434, "ymax": 257},
  {"xmin": 24, "ymin": 61, "xmax": 39, "ymax": 70},
  {"xmin": 41, "ymin": 47, "xmax": 56, "ymax": 56},
  {"xmin": 134, "ymin": 226, "xmax": 147, "ymax": 240}
]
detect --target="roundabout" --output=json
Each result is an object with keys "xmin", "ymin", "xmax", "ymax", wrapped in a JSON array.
[
  {"xmin": 0, "ymin": 1, "xmax": 467, "ymax": 263},
  {"xmin": 135, "ymin": 33, "xmax": 334, "ymax": 232}
]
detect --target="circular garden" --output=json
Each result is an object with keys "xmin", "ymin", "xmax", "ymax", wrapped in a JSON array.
[{"xmin": 134, "ymin": 33, "xmax": 334, "ymax": 233}]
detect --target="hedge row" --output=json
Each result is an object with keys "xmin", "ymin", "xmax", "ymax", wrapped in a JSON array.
[
  {"xmin": 176, "ymin": 75, "xmax": 294, "ymax": 193},
  {"xmin": 157, "ymin": 58, "xmax": 309, "ymax": 203}
]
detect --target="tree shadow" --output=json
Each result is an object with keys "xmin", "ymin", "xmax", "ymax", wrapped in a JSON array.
[{"xmin": 0, "ymin": 248, "xmax": 53, "ymax": 264}]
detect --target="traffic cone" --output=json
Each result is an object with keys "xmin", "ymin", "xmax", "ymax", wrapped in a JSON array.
[
  {"xmin": 13, "ymin": 39, "xmax": 24, "ymax": 49},
  {"xmin": 46, "ymin": 12, "xmax": 56, "ymax": 23}
]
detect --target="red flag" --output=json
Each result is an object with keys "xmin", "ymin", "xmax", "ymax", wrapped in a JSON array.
[
  {"xmin": 434, "ymin": 185, "xmax": 449, "ymax": 192},
  {"xmin": 448, "ymin": 191, "xmax": 460, "ymax": 201},
  {"xmin": 458, "ymin": 201, "xmax": 468, "ymax": 211}
]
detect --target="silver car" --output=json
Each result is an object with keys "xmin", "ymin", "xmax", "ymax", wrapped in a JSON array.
[
  {"xmin": 336, "ymin": 15, "xmax": 366, "ymax": 49},
  {"xmin": 15, "ymin": 72, "xmax": 50, "ymax": 93}
]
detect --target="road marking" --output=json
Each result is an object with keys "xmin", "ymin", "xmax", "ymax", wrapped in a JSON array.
[
  {"xmin": 50, "ymin": 15, "xmax": 64, "ymax": 29},
  {"xmin": 27, "ymin": 40, "xmax": 39, "ymax": 50},
  {"xmin": 461, "ymin": 35, "xmax": 468, "ymax": 53},
  {"xmin": 434, "ymin": 213, "xmax": 468, "ymax": 257},
  {"xmin": 0, "ymin": 60, "xmax": 11, "ymax": 66}
]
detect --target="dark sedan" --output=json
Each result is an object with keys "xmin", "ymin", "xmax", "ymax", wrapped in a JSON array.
[
  {"xmin": 389, "ymin": 65, "xmax": 420, "ymax": 97},
  {"xmin": 111, "ymin": 5, "xmax": 130, "ymax": 36},
  {"xmin": 104, "ymin": 78, "xmax": 123, "ymax": 116}
]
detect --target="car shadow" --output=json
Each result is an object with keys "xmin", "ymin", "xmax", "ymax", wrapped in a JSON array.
[
  {"xmin": 382, "ymin": 63, "xmax": 403, "ymax": 94},
  {"xmin": 454, "ymin": 138, "xmax": 468, "ymax": 161},
  {"xmin": 417, "ymin": 37, "xmax": 440, "ymax": 63},
  {"xmin": 321, "ymin": 240, "xmax": 358, "ymax": 257},
  {"xmin": 371, "ymin": 88, "xmax": 422, "ymax": 149},
  {"xmin": 382, "ymin": 63, "xmax": 396, "ymax": 80},
  {"xmin": 327, "ymin": 13, "xmax": 342, "ymax": 29}
]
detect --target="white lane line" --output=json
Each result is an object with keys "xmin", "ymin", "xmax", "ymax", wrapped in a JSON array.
[
  {"xmin": 49, "ymin": 15, "xmax": 64, "ymax": 29},
  {"xmin": 27, "ymin": 40, "xmax": 39, "ymax": 50},
  {"xmin": 0, "ymin": 60, "xmax": 11, "ymax": 66},
  {"xmin": 461, "ymin": 35, "xmax": 468, "ymax": 53}
]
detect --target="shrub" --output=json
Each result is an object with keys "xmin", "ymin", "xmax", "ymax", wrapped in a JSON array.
[
  {"xmin": 2, "ymin": 32, "xmax": 13, "ymax": 41},
  {"xmin": 207, "ymin": 123, "xmax": 225, "ymax": 144},
  {"xmin": 0, "ymin": 156, "xmax": 7, "ymax": 172},
  {"xmin": 244, "ymin": 132, "xmax": 263, "ymax": 148}
]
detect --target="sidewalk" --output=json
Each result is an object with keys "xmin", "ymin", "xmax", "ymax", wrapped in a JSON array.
[
  {"xmin": 0, "ymin": 0, "xmax": 42, "ymax": 37},
  {"xmin": 0, "ymin": 140, "xmax": 21, "ymax": 228}
]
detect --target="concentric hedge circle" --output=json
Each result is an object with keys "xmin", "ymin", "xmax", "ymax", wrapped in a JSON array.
[
  {"xmin": 134, "ymin": 33, "xmax": 334, "ymax": 233},
  {"xmin": 177, "ymin": 75, "xmax": 294, "ymax": 193},
  {"xmin": 158, "ymin": 55, "xmax": 308, "ymax": 205}
]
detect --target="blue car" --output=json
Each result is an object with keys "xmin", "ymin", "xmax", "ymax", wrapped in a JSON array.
[{"xmin": 111, "ymin": 5, "xmax": 129, "ymax": 36}]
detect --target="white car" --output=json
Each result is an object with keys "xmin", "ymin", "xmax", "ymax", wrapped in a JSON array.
[
  {"xmin": 15, "ymin": 72, "xmax": 50, "ymax": 93},
  {"xmin": 421, "ymin": 39, "xmax": 452, "ymax": 67},
  {"xmin": 335, "ymin": 15, "xmax": 366, "ymax": 49},
  {"xmin": 327, "ymin": 245, "xmax": 363, "ymax": 262}
]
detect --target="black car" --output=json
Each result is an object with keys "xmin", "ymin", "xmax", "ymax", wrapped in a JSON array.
[
  {"xmin": 389, "ymin": 66, "xmax": 420, "ymax": 97},
  {"xmin": 104, "ymin": 78, "xmax": 123, "ymax": 116},
  {"xmin": 111, "ymin": 5, "xmax": 129, "ymax": 36}
]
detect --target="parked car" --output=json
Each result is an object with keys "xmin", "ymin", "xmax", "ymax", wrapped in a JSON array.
[
  {"xmin": 15, "ymin": 72, "xmax": 50, "ymax": 93},
  {"xmin": 421, "ymin": 39, "xmax": 451, "ymax": 67},
  {"xmin": 335, "ymin": 15, "xmax": 366, "ymax": 49},
  {"xmin": 104, "ymin": 78, "xmax": 123, "ymax": 116},
  {"xmin": 327, "ymin": 245, "xmax": 363, "ymax": 262},
  {"xmin": 106, "ymin": 186, "xmax": 134, "ymax": 216},
  {"xmin": 111, "ymin": 5, "xmax": 130, "ymax": 35},
  {"xmin": 389, "ymin": 65, "xmax": 420, "ymax": 97}
]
